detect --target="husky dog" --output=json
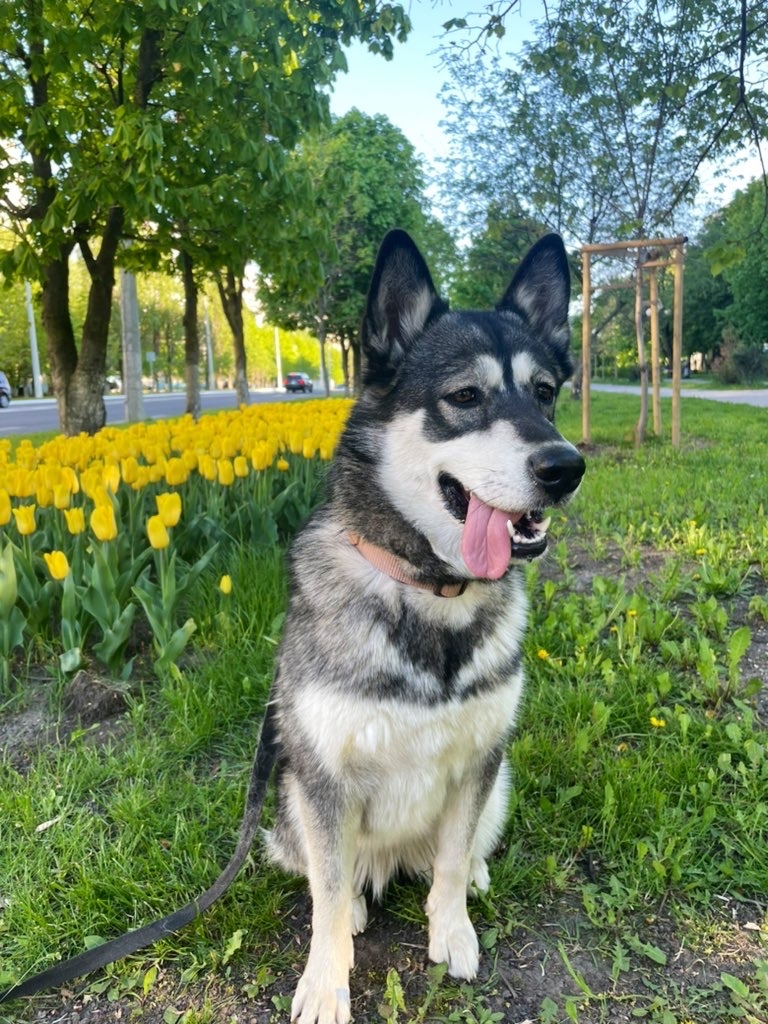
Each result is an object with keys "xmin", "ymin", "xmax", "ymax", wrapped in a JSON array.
[{"xmin": 266, "ymin": 230, "xmax": 585, "ymax": 1024}]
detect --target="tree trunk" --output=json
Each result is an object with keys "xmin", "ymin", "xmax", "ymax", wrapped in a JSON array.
[
  {"xmin": 217, "ymin": 268, "xmax": 249, "ymax": 407},
  {"xmin": 41, "ymin": 253, "xmax": 78, "ymax": 428},
  {"xmin": 180, "ymin": 249, "xmax": 201, "ymax": 419}
]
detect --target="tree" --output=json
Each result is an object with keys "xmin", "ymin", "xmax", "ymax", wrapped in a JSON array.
[
  {"xmin": 451, "ymin": 204, "xmax": 554, "ymax": 309},
  {"xmin": 257, "ymin": 110, "xmax": 453, "ymax": 392},
  {"xmin": 0, "ymin": 1, "xmax": 410, "ymax": 435},
  {"xmin": 441, "ymin": 2, "xmax": 768, "ymax": 245},
  {"xmin": 720, "ymin": 180, "xmax": 768, "ymax": 350},
  {"xmin": 440, "ymin": 0, "xmax": 768, "ymax": 442},
  {"xmin": 681, "ymin": 216, "xmax": 733, "ymax": 365}
]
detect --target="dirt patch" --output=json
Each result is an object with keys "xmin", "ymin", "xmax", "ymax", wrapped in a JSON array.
[
  {"xmin": 18, "ymin": 895, "xmax": 767, "ymax": 1023},
  {"xmin": 0, "ymin": 670, "xmax": 132, "ymax": 773}
]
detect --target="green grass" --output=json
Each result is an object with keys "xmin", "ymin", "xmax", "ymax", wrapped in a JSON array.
[{"xmin": 1, "ymin": 391, "xmax": 767, "ymax": 1023}]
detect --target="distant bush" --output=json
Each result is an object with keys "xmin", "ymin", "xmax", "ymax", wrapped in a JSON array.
[{"xmin": 712, "ymin": 336, "xmax": 767, "ymax": 384}]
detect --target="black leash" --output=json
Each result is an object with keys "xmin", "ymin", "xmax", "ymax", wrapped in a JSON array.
[{"xmin": 0, "ymin": 701, "xmax": 279, "ymax": 1005}]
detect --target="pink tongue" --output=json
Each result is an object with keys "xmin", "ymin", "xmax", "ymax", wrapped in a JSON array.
[{"xmin": 461, "ymin": 493, "xmax": 518, "ymax": 579}]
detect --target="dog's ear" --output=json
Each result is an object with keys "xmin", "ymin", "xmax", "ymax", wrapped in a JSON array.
[
  {"xmin": 362, "ymin": 230, "xmax": 447, "ymax": 385},
  {"xmin": 497, "ymin": 234, "xmax": 571, "ymax": 351}
]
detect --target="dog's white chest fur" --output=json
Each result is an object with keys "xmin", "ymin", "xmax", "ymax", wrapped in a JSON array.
[{"xmin": 296, "ymin": 676, "xmax": 521, "ymax": 821}]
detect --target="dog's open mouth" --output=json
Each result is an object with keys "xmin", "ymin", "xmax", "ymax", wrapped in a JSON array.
[{"xmin": 439, "ymin": 473, "xmax": 550, "ymax": 577}]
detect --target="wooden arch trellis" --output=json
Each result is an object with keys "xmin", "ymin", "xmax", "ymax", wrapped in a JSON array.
[{"xmin": 580, "ymin": 236, "xmax": 687, "ymax": 447}]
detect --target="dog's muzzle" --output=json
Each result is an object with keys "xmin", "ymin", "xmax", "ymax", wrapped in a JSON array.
[{"xmin": 528, "ymin": 443, "xmax": 586, "ymax": 504}]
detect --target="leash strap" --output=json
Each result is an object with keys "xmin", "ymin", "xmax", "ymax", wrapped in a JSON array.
[{"xmin": 0, "ymin": 701, "xmax": 279, "ymax": 1004}]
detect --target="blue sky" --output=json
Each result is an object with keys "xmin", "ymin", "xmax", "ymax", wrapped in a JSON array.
[{"xmin": 328, "ymin": 1, "xmax": 538, "ymax": 163}]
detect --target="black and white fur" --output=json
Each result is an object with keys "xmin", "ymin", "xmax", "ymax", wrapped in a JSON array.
[{"xmin": 266, "ymin": 230, "xmax": 585, "ymax": 1024}]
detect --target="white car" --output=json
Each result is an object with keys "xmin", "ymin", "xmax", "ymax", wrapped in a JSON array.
[{"xmin": 0, "ymin": 371, "xmax": 11, "ymax": 408}]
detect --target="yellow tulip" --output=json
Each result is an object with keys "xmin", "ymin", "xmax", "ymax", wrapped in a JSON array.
[
  {"xmin": 12, "ymin": 504, "xmax": 36, "ymax": 536},
  {"xmin": 44, "ymin": 550, "xmax": 70, "ymax": 581},
  {"xmin": 53, "ymin": 483, "xmax": 72, "ymax": 510},
  {"xmin": 0, "ymin": 489, "xmax": 11, "ymax": 526},
  {"xmin": 233, "ymin": 456, "xmax": 249, "ymax": 478},
  {"xmin": 164, "ymin": 457, "xmax": 189, "ymax": 486},
  {"xmin": 35, "ymin": 483, "xmax": 54, "ymax": 508},
  {"xmin": 102, "ymin": 463, "xmax": 120, "ymax": 494},
  {"xmin": 276, "ymin": 457, "xmax": 289, "ymax": 472},
  {"xmin": 120, "ymin": 456, "xmax": 140, "ymax": 485},
  {"xmin": 147, "ymin": 514, "xmax": 170, "ymax": 550},
  {"xmin": 251, "ymin": 443, "xmax": 270, "ymax": 472},
  {"xmin": 63, "ymin": 507, "xmax": 86, "ymax": 535},
  {"xmin": 90, "ymin": 503, "xmax": 117, "ymax": 542},
  {"xmin": 156, "ymin": 491, "xmax": 182, "ymax": 527},
  {"xmin": 219, "ymin": 574, "xmax": 232, "ymax": 595},
  {"xmin": 217, "ymin": 459, "xmax": 235, "ymax": 486},
  {"xmin": 197, "ymin": 454, "xmax": 216, "ymax": 482}
]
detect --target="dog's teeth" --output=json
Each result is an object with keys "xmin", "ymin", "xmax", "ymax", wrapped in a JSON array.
[{"xmin": 536, "ymin": 516, "xmax": 551, "ymax": 534}]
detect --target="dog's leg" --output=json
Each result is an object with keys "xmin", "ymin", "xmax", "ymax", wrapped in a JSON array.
[
  {"xmin": 426, "ymin": 750, "xmax": 505, "ymax": 980},
  {"xmin": 291, "ymin": 784, "xmax": 359, "ymax": 1024}
]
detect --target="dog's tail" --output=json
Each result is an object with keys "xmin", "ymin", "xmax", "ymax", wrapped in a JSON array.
[{"xmin": 0, "ymin": 702, "xmax": 279, "ymax": 1005}]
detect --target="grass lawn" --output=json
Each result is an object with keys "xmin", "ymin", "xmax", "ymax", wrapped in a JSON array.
[{"xmin": 1, "ymin": 391, "xmax": 767, "ymax": 1024}]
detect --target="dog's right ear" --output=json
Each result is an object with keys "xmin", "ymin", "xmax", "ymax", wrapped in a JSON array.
[{"xmin": 362, "ymin": 230, "xmax": 447, "ymax": 387}]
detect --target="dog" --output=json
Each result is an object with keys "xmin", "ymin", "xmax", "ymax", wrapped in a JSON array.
[
  {"xmin": 265, "ymin": 229, "xmax": 585, "ymax": 1024},
  {"xmin": 0, "ymin": 229, "xmax": 584, "ymax": 1019}
]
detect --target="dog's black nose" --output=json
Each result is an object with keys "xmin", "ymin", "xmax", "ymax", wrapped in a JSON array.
[{"xmin": 529, "ymin": 444, "xmax": 586, "ymax": 503}]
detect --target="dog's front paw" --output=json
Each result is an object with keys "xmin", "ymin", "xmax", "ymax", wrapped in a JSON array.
[
  {"xmin": 428, "ymin": 915, "xmax": 480, "ymax": 980},
  {"xmin": 291, "ymin": 974, "xmax": 352, "ymax": 1024}
]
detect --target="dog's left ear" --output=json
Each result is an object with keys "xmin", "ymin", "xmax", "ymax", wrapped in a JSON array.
[
  {"xmin": 362, "ymin": 230, "xmax": 447, "ymax": 385},
  {"xmin": 497, "ymin": 234, "xmax": 571, "ymax": 351}
]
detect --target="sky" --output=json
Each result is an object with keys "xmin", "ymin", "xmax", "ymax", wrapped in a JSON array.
[{"xmin": 328, "ymin": 1, "xmax": 539, "ymax": 164}]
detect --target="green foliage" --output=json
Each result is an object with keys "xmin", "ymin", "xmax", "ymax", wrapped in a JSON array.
[
  {"xmin": 682, "ymin": 214, "xmax": 734, "ymax": 360},
  {"xmin": 718, "ymin": 179, "xmax": 768, "ymax": 351},
  {"xmin": 257, "ymin": 109, "xmax": 455, "ymax": 388},
  {"xmin": 450, "ymin": 204, "xmax": 551, "ymax": 308}
]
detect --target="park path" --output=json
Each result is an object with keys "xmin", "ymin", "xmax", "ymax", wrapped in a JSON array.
[{"xmin": 589, "ymin": 382, "xmax": 768, "ymax": 407}]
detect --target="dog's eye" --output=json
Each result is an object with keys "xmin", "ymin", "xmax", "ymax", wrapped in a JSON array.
[
  {"xmin": 535, "ymin": 382, "xmax": 556, "ymax": 404},
  {"xmin": 446, "ymin": 387, "xmax": 480, "ymax": 406}
]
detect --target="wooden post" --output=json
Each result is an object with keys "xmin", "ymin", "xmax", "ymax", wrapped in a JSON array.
[
  {"xmin": 581, "ymin": 250, "xmax": 591, "ymax": 444},
  {"xmin": 648, "ymin": 268, "xmax": 662, "ymax": 436},
  {"xmin": 671, "ymin": 246, "xmax": 685, "ymax": 447},
  {"xmin": 634, "ymin": 251, "xmax": 648, "ymax": 448}
]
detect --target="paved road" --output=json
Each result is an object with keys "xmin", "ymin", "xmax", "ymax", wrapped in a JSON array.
[
  {"xmin": 1, "ymin": 383, "xmax": 765, "ymax": 438},
  {"xmin": 0, "ymin": 388, "xmax": 326, "ymax": 438},
  {"xmin": 589, "ymin": 382, "xmax": 768, "ymax": 408}
]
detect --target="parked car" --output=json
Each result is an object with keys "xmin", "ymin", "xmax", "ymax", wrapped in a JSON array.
[
  {"xmin": 284, "ymin": 372, "xmax": 313, "ymax": 393},
  {"xmin": 0, "ymin": 371, "xmax": 11, "ymax": 408}
]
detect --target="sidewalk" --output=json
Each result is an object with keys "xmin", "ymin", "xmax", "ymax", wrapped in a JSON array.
[{"xmin": 588, "ymin": 382, "xmax": 768, "ymax": 408}]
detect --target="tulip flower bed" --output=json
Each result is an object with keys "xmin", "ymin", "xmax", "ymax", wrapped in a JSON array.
[{"xmin": 0, "ymin": 399, "xmax": 353, "ymax": 691}]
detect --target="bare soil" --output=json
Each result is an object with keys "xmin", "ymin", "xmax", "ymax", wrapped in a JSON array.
[{"xmin": 3, "ymin": 544, "xmax": 768, "ymax": 1024}]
